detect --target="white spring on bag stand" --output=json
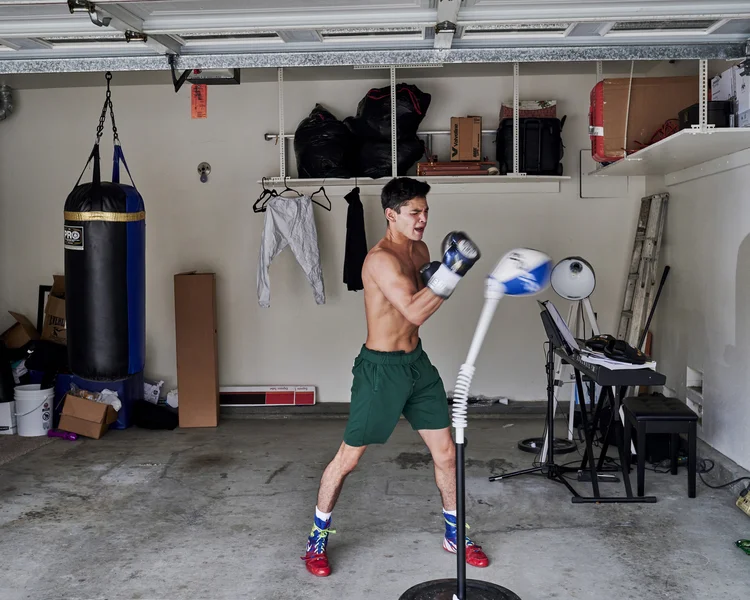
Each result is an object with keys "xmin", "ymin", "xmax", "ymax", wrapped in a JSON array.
[{"xmin": 452, "ymin": 363, "xmax": 475, "ymax": 430}]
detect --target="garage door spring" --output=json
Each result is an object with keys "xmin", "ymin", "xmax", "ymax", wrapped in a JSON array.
[{"xmin": 95, "ymin": 71, "xmax": 119, "ymax": 145}]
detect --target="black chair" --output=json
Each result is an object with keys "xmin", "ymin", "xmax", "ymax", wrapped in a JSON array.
[{"xmin": 623, "ymin": 394, "xmax": 698, "ymax": 498}]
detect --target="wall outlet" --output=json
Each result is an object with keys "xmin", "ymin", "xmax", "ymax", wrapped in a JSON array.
[
  {"xmin": 685, "ymin": 396, "xmax": 703, "ymax": 427},
  {"xmin": 686, "ymin": 366, "xmax": 704, "ymax": 396}
]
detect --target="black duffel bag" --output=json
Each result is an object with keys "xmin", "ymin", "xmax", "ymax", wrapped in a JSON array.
[
  {"xmin": 356, "ymin": 137, "xmax": 426, "ymax": 179},
  {"xmin": 294, "ymin": 104, "xmax": 355, "ymax": 178},
  {"xmin": 496, "ymin": 116, "xmax": 566, "ymax": 176},
  {"xmin": 350, "ymin": 83, "xmax": 431, "ymax": 140}
]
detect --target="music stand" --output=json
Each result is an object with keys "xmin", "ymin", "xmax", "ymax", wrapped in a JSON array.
[{"xmin": 488, "ymin": 301, "xmax": 579, "ymax": 496}]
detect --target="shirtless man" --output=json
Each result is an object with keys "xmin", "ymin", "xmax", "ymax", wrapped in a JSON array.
[{"xmin": 302, "ymin": 177, "xmax": 489, "ymax": 577}]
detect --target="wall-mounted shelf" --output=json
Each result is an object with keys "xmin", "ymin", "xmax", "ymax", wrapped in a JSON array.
[
  {"xmin": 258, "ymin": 175, "xmax": 570, "ymax": 194},
  {"xmin": 590, "ymin": 128, "xmax": 750, "ymax": 178},
  {"xmin": 263, "ymin": 62, "xmax": 559, "ymax": 192}
]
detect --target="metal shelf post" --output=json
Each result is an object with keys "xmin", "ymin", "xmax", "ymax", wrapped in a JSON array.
[
  {"xmin": 513, "ymin": 62, "xmax": 521, "ymax": 176},
  {"xmin": 699, "ymin": 59, "xmax": 708, "ymax": 133},
  {"xmin": 278, "ymin": 67, "xmax": 285, "ymax": 179},
  {"xmin": 391, "ymin": 66, "xmax": 397, "ymax": 178}
]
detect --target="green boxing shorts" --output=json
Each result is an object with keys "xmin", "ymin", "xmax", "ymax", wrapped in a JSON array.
[{"xmin": 343, "ymin": 339, "xmax": 451, "ymax": 447}]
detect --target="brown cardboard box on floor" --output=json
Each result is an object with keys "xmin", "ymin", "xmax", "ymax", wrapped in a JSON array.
[
  {"xmin": 600, "ymin": 76, "xmax": 698, "ymax": 158},
  {"xmin": 58, "ymin": 394, "xmax": 118, "ymax": 439},
  {"xmin": 450, "ymin": 116, "xmax": 482, "ymax": 161},
  {"xmin": 1, "ymin": 312, "xmax": 39, "ymax": 349},
  {"xmin": 174, "ymin": 272, "xmax": 219, "ymax": 428},
  {"xmin": 41, "ymin": 275, "xmax": 67, "ymax": 345}
]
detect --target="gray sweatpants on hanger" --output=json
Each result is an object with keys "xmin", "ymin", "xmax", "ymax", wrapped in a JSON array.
[{"xmin": 257, "ymin": 194, "xmax": 325, "ymax": 308}]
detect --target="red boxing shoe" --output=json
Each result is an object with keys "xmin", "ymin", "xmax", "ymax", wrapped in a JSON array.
[
  {"xmin": 302, "ymin": 550, "xmax": 332, "ymax": 577},
  {"xmin": 303, "ymin": 517, "xmax": 335, "ymax": 577},
  {"xmin": 443, "ymin": 537, "xmax": 490, "ymax": 568}
]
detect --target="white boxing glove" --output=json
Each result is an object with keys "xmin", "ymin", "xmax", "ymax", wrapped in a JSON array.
[{"xmin": 485, "ymin": 248, "xmax": 552, "ymax": 299}]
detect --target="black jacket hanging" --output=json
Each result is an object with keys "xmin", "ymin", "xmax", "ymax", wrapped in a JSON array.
[{"xmin": 343, "ymin": 187, "xmax": 367, "ymax": 291}]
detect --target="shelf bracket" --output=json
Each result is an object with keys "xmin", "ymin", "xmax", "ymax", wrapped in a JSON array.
[
  {"xmin": 512, "ymin": 62, "xmax": 525, "ymax": 176},
  {"xmin": 690, "ymin": 59, "xmax": 715, "ymax": 135},
  {"xmin": 391, "ymin": 66, "xmax": 397, "ymax": 178},
  {"xmin": 278, "ymin": 67, "xmax": 286, "ymax": 180},
  {"xmin": 169, "ymin": 54, "xmax": 191, "ymax": 93}
]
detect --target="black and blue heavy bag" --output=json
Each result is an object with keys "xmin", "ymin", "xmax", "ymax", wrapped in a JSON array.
[{"xmin": 64, "ymin": 77, "xmax": 145, "ymax": 381}]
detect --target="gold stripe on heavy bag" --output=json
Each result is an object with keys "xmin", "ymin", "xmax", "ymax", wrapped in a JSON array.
[{"xmin": 64, "ymin": 211, "xmax": 145, "ymax": 223}]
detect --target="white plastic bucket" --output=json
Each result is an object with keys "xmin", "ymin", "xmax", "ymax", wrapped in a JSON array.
[{"xmin": 14, "ymin": 384, "xmax": 54, "ymax": 437}]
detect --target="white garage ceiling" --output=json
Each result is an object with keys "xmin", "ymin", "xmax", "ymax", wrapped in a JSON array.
[{"xmin": 0, "ymin": 0, "xmax": 749, "ymax": 73}]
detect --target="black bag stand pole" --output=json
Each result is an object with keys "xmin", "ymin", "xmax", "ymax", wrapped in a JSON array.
[
  {"xmin": 398, "ymin": 430, "xmax": 524, "ymax": 600},
  {"xmin": 400, "ymin": 297, "xmax": 523, "ymax": 600}
]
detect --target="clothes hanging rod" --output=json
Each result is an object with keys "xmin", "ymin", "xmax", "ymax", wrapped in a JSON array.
[{"xmin": 264, "ymin": 129, "xmax": 500, "ymax": 140}]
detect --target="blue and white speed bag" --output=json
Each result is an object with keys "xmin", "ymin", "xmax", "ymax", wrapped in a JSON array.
[{"xmin": 486, "ymin": 248, "xmax": 552, "ymax": 298}]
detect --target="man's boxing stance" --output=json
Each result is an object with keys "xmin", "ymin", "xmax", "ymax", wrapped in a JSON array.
[{"xmin": 302, "ymin": 177, "xmax": 489, "ymax": 577}]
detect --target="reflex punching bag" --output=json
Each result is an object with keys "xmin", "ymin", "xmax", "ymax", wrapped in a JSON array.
[{"xmin": 64, "ymin": 72, "xmax": 145, "ymax": 381}]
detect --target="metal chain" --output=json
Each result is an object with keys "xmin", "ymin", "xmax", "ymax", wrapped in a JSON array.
[{"xmin": 95, "ymin": 71, "xmax": 119, "ymax": 144}]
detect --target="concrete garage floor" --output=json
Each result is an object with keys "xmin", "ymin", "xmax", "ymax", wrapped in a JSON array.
[{"xmin": 1, "ymin": 416, "xmax": 749, "ymax": 600}]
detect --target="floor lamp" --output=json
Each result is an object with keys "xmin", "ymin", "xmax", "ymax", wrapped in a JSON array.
[{"xmin": 541, "ymin": 257, "xmax": 600, "ymax": 461}]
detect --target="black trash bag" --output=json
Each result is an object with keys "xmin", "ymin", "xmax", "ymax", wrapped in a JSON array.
[
  {"xmin": 352, "ymin": 83, "xmax": 431, "ymax": 140},
  {"xmin": 24, "ymin": 340, "xmax": 69, "ymax": 374},
  {"xmin": 293, "ymin": 104, "xmax": 355, "ymax": 178},
  {"xmin": 357, "ymin": 136, "xmax": 426, "ymax": 179},
  {"xmin": 0, "ymin": 342, "xmax": 15, "ymax": 404},
  {"xmin": 133, "ymin": 400, "xmax": 178, "ymax": 430}
]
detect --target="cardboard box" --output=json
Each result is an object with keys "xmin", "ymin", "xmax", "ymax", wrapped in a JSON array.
[
  {"xmin": 58, "ymin": 393, "xmax": 118, "ymax": 439},
  {"xmin": 712, "ymin": 67, "xmax": 736, "ymax": 102},
  {"xmin": 41, "ymin": 275, "xmax": 66, "ymax": 345},
  {"xmin": 735, "ymin": 67, "xmax": 750, "ymax": 128},
  {"xmin": 174, "ymin": 272, "xmax": 219, "ymax": 428},
  {"xmin": 597, "ymin": 76, "xmax": 698, "ymax": 158},
  {"xmin": 1, "ymin": 312, "xmax": 39, "ymax": 349},
  {"xmin": 450, "ymin": 116, "xmax": 482, "ymax": 161}
]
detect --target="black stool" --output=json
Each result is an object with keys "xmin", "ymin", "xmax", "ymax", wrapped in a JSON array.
[{"xmin": 623, "ymin": 394, "xmax": 698, "ymax": 498}]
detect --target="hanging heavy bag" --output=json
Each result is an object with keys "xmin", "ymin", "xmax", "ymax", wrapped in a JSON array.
[{"xmin": 64, "ymin": 72, "xmax": 146, "ymax": 381}]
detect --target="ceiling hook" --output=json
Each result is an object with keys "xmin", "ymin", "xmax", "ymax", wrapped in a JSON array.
[
  {"xmin": 67, "ymin": 1, "xmax": 111, "ymax": 27},
  {"xmin": 88, "ymin": 7, "xmax": 111, "ymax": 28}
]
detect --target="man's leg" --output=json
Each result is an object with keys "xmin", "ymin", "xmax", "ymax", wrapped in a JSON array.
[
  {"xmin": 419, "ymin": 427, "xmax": 489, "ymax": 568},
  {"xmin": 404, "ymin": 348, "xmax": 489, "ymax": 568},
  {"xmin": 303, "ymin": 345, "xmax": 406, "ymax": 577},
  {"xmin": 304, "ymin": 442, "xmax": 367, "ymax": 577},
  {"xmin": 419, "ymin": 427, "xmax": 456, "ymax": 511},
  {"xmin": 317, "ymin": 441, "xmax": 368, "ymax": 512}
]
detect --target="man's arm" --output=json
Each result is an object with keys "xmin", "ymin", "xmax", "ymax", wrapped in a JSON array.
[{"xmin": 367, "ymin": 251, "xmax": 443, "ymax": 326}]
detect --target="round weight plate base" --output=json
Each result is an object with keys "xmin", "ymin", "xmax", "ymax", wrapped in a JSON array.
[
  {"xmin": 517, "ymin": 437, "xmax": 577, "ymax": 455},
  {"xmin": 399, "ymin": 579, "xmax": 522, "ymax": 600}
]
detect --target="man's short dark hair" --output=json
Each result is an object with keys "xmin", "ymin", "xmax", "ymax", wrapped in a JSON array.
[{"xmin": 381, "ymin": 177, "xmax": 431, "ymax": 214}]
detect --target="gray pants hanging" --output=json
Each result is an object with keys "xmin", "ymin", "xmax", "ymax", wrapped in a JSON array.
[{"xmin": 257, "ymin": 194, "xmax": 325, "ymax": 308}]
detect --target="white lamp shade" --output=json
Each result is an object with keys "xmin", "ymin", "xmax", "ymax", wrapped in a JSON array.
[{"xmin": 551, "ymin": 257, "xmax": 596, "ymax": 300}]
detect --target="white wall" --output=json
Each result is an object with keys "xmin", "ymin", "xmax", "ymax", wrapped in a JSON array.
[
  {"xmin": 0, "ymin": 65, "xmax": 644, "ymax": 402},
  {"xmin": 651, "ymin": 165, "xmax": 750, "ymax": 470}
]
